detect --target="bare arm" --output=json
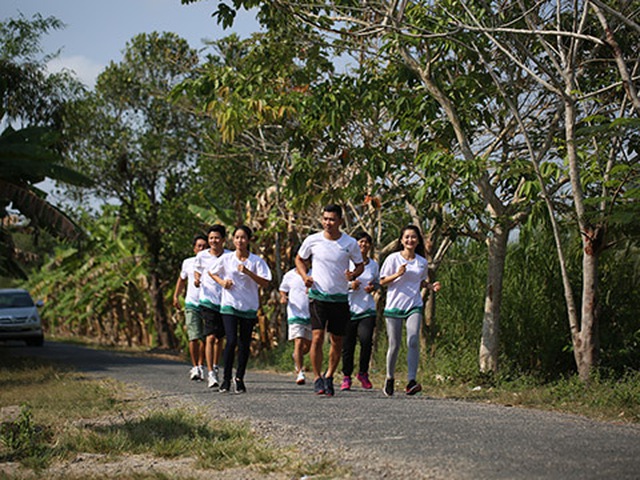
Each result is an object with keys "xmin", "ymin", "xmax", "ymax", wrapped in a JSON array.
[
  {"xmin": 210, "ymin": 272, "xmax": 233, "ymax": 289},
  {"xmin": 295, "ymin": 254, "xmax": 313, "ymax": 288},
  {"xmin": 346, "ymin": 262, "xmax": 364, "ymax": 281},
  {"xmin": 238, "ymin": 263, "xmax": 271, "ymax": 288},
  {"xmin": 173, "ymin": 277, "xmax": 186, "ymax": 309},
  {"xmin": 379, "ymin": 263, "xmax": 407, "ymax": 287},
  {"xmin": 279, "ymin": 291, "xmax": 288, "ymax": 304}
]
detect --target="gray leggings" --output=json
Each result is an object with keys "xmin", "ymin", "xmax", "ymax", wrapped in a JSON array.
[{"xmin": 385, "ymin": 312, "xmax": 421, "ymax": 381}]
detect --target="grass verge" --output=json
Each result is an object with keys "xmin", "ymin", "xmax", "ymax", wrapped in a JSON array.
[{"xmin": 0, "ymin": 349, "xmax": 340, "ymax": 479}]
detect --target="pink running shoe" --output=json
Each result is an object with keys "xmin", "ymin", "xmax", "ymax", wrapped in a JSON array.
[
  {"xmin": 356, "ymin": 372, "xmax": 373, "ymax": 390},
  {"xmin": 340, "ymin": 375, "xmax": 352, "ymax": 391}
]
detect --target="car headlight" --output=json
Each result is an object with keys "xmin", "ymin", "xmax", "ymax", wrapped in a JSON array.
[{"xmin": 27, "ymin": 315, "xmax": 40, "ymax": 324}]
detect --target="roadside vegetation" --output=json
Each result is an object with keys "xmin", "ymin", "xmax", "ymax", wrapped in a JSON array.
[
  {"xmin": 1, "ymin": 3, "xmax": 638, "ymax": 455},
  {"xmin": 266, "ymin": 340, "xmax": 640, "ymax": 425},
  {"xmin": 0, "ymin": 350, "xmax": 340, "ymax": 479}
]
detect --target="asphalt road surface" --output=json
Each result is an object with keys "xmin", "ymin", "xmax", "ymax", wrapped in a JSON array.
[{"xmin": 5, "ymin": 341, "xmax": 640, "ymax": 479}]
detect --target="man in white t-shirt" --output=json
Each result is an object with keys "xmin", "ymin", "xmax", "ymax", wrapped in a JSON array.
[
  {"xmin": 295, "ymin": 204, "xmax": 364, "ymax": 396},
  {"xmin": 173, "ymin": 234, "xmax": 208, "ymax": 381},
  {"xmin": 194, "ymin": 224, "xmax": 229, "ymax": 388}
]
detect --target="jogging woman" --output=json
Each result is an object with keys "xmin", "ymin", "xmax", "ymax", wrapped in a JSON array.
[
  {"xmin": 209, "ymin": 225, "xmax": 272, "ymax": 393},
  {"xmin": 379, "ymin": 225, "xmax": 440, "ymax": 396}
]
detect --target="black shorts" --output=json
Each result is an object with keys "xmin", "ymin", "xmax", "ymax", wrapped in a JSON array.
[
  {"xmin": 201, "ymin": 306, "xmax": 225, "ymax": 339},
  {"xmin": 309, "ymin": 298, "xmax": 350, "ymax": 336}
]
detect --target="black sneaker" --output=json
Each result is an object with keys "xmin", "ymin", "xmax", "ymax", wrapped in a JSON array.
[
  {"xmin": 383, "ymin": 377, "xmax": 394, "ymax": 397},
  {"xmin": 219, "ymin": 379, "xmax": 231, "ymax": 393},
  {"xmin": 314, "ymin": 377, "xmax": 325, "ymax": 395},
  {"xmin": 405, "ymin": 379, "xmax": 422, "ymax": 396},
  {"xmin": 234, "ymin": 377, "xmax": 246, "ymax": 394},
  {"xmin": 324, "ymin": 376, "xmax": 335, "ymax": 397}
]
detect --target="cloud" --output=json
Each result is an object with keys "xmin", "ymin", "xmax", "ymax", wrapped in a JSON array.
[{"xmin": 46, "ymin": 55, "xmax": 104, "ymax": 89}]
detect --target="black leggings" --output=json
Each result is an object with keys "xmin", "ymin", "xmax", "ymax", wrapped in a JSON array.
[
  {"xmin": 341, "ymin": 316, "xmax": 376, "ymax": 376},
  {"xmin": 222, "ymin": 314, "xmax": 256, "ymax": 382}
]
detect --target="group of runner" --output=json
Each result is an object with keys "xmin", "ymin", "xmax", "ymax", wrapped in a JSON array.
[{"xmin": 173, "ymin": 204, "xmax": 440, "ymax": 396}]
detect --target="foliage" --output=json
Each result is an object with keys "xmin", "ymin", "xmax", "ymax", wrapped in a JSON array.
[
  {"xmin": 27, "ymin": 211, "xmax": 153, "ymax": 346},
  {"xmin": 0, "ymin": 14, "xmax": 91, "ymax": 279},
  {"xmin": 16, "ymin": 3, "xmax": 640, "ymax": 386},
  {"xmin": 0, "ymin": 404, "xmax": 51, "ymax": 468},
  {"xmin": 64, "ymin": 31, "xmax": 207, "ymax": 348}
]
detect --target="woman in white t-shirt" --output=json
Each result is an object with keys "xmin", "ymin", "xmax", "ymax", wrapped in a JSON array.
[
  {"xmin": 210, "ymin": 225, "xmax": 272, "ymax": 394},
  {"xmin": 341, "ymin": 231, "xmax": 379, "ymax": 391},
  {"xmin": 379, "ymin": 225, "xmax": 441, "ymax": 397}
]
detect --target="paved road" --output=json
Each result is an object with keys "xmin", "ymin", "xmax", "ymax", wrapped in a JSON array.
[{"xmin": 6, "ymin": 341, "xmax": 640, "ymax": 479}]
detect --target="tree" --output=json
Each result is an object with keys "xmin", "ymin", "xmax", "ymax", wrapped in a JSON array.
[
  {"xmin": 444, "ymin": 0, "xmax": 640, "ymax": 380},
  {"xmin": 66, "ymin": 32, "xmax": 202, "ymax": 349},
  {"xmin": 0, "ymin": 14, "xmax": 90, "ymax": 279}
]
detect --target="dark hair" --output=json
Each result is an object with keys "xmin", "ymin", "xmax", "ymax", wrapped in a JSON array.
[
  {"xmin": 396, "ymin": 225, "xmax": 426, "ymax": 258},
  {"xmin": 323, "ymin": 204, "xmax": 343, "ymax": 218},
  {"xmin": 207, "ymin": 224, "xmax": 226, "ymax": 237},
  {"xmin": 192, "ymin": 234, "xmax": 207, "ymax": 246},
  {"xmin": 233, "ymin": 225, "xmax": 253, "ymax": 241},
  {"xmin": 354, "ymin": 230, "xmax": 372, "ymax": 244}
]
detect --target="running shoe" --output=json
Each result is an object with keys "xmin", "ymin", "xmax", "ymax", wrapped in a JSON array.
[
  {"xmin": 324, "ymin": 376, "xmax": 335, "ymax": 397},
  {"xmin": 197, "ymin": 365, "xmax": 205, "ymax": 381},
  {"xmin": 340, "ymin": 375, "xmax": 352, "ymax": 391},
  {"xmin": 234, "ymin": 378, "xmax": 246, "ymax": 394},
  {"xmin": 208, "ymin": 369, "xmax": 219, "ymax": 389},
  {"xmin": 356, "ymin": 372, "xmax": 373, "ymax": 390},
  {"xmin": 219, "ymin": 379, "xmax": 230, "ymax": 393},
  {"xmin": 383, "ymin": 377, "xmax": 394, "ymax": 397},
  {"xmin": 296, "ymin": 370, "xmax": 306, "ymax": 385},
  {"xmin": 189, "ymin": 366, "xmax": 200, "ymax": 381},
  {"xmin": 313, "ymin": 377, "xmax": 325, "ymax": 395},
  {"xmin": 405, "ymin": 379, "xmax": 422, "ymax": 395}
]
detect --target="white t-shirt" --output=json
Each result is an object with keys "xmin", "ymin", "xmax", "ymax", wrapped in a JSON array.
[
  {"xmin": 179, "ymin": 256, "xmax": 200, "ymax": 309},
  {"xmin": 279, "ymin": 268, "xmax": 311, "ymax": 325},
  {"xmin": 209, "ymin": 251, "xmax": 272, "ymax": 318},
  {"xmin": 380, "ymin": 251, "xmax": 429, "ymax": 318},
  {"xmin": 194, "ymin": 248, "xmax": 230, "ymax": 311},
  {"xmin": 298, "ymin": 231, "xmax": 363, "ymax": 303},
  {"xmin": 348, "ymin": 259, "xmax": 379, "ymax": 320}
]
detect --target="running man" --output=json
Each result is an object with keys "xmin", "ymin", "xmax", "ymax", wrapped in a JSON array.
[
  {"xmin": 279, "ymin": 259, "xmax": 312, "ymax": 385},
  {"xmin": 295, "ymin": 204, "xmax": 364, "ymax": 396},
  {"xmin": 194, "ymin": 224, "xmax": 230, "ymax": 389},
  {"xmin": 173, "ymin": 233, "xmax": 208, "ymax": 381}
]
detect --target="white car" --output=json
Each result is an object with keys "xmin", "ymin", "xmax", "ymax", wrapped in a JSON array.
[{"xmin": 0, "ymin": 288, "xmax": 44, "ymax": 346}]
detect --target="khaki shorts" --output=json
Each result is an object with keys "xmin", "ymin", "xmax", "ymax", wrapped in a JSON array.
[
  {"xmin": 288, "ymin": 323, "xmax": 312, "ymax": 341},
  {"xmin": 185, "ymin": 307, "xmax": 204, "ymax": 341}
]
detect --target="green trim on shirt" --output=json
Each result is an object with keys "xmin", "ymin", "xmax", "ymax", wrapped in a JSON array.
[
  {"xmin": 383, "ymin": 306, "xmax": 423, "ymax": 319},
  {"xmin": 308, "ymin": 289, "xmax": 348, "ymax": 303},
  {"xmin": 199, "ymin": 299, "xmax": 220, "ymax": 312},
  {"xmin": 287, "ymin": 316, "xmax": 311, "ymax": 325},
  {"xmin": 185, "ymin": 302, "xmax": 200, "ymax": 310},
  {"xmin": 350, "ymin": 309, "xmax": 377, "ymax": 321},
  {"xmin": 220, "ymin": 305, "xmax": 258, "ymax": 319}
]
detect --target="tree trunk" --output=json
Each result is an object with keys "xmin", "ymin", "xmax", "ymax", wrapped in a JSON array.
[
  {"xmin": 423, "ymin": 285, "xmax": 437, "ymax": 358},
  {"xmin": 564, "ymin": 96, "xmax": 602, "ymax": 381},
  {"xmin": 149, "ymin": 269, "xmax": 175, "ymax": 349},
  {"xmin": 479, "ymin": 224, "xmax": 509, "ymax": 373},
  {"xmin": 574, "ymin": 229, "xmax": 602, "ymax": 381}
]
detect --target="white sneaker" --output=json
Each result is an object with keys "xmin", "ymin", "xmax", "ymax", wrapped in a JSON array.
[
  {"xmin": 208, "ymin": 369, "xmax": 220, "ymax": 388},
  {"xmin": 189, "ymin": 366, "xmax": 200, "ymax": 381},
  {"xmin": 197, "ymin": 365, "xmax": 205, "ymax": 381},
  {"xmin": 296, "ymin": 370, "xmax": 306, "ymax": 385}
]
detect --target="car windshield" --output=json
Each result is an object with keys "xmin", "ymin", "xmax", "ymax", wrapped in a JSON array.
[{"xmin": 0, "ymin": 292, "xmax": 34, "ymax": 308}]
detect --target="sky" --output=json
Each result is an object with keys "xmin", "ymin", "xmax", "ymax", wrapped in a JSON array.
[{"xmin": 1, "ymin": 0, "xmax": 261, "ymax": 88}]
